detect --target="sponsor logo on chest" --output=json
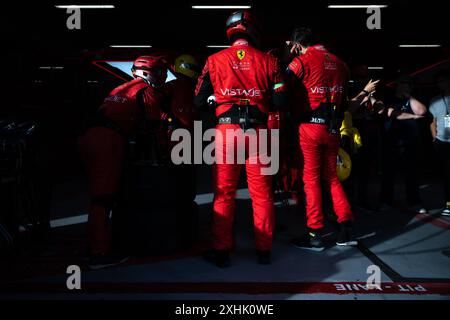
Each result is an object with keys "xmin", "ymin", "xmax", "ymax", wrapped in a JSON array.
[
  {"xmin": 220, "ymin": 88, "xmax": 262, "ymax": 97},
  {"xmin": 310, "ymin": 85, "xmax": 344, "ymax": 94}
]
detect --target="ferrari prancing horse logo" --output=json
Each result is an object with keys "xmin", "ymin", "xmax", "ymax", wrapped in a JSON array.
[{"xmin": 237, "ymin": 50, "xmax": 246, "ymax": 60}]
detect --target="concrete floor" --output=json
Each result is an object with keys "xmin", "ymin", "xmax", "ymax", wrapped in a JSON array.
[{"xmin": 1, "ymin": 165, "xmax": 450, "ymax": 300}]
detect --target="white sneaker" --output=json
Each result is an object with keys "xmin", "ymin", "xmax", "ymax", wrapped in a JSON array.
[{"xmin": 442, "ymin": 207, "xmax": 450, "ymax": 216}]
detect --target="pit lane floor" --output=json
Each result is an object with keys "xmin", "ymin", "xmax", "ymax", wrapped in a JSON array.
[{"xmin": 1, "ymin": 166, "xmax": 450, "ymax": 300}]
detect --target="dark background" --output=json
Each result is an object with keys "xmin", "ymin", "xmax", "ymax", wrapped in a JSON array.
[{"xmin": 0, "ymin": 0, "xmax": 448, "ymax": 181}]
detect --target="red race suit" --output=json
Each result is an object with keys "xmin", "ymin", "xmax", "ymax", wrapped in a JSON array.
[{"xmin": 195, "ymin": 39, "xmax": 286, "ymax": 251}]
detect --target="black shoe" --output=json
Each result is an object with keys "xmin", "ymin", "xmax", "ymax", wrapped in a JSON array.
[
  {"xmin": 291, "ymin": 229, "xmax": 325, "ymax": 252},
  {"xmin": 203, "ymin": 249, "xmax": 230, "ymax": 268},
  {"xmin": 88, "ymin": 252, "xmax": 130, "ymax": 270},
  {"xmin": 443, "ymin": 249, "xmax": 450, "ymax": 258},
  {"xmin": 336, "ymin": 221, "xmax": 358, "ymax": 246},
  {"xmin": 256, "ymin": 250, "xmax": 271, "ymax": 265}
]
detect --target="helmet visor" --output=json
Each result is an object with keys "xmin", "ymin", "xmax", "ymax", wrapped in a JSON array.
[
  {"xmin": 226, "ymin": 11, "xmax": 244, "ymax": 28},
  {"xmin": 180, "ymin": 62, "xmax": 200, "ymax": 74}
]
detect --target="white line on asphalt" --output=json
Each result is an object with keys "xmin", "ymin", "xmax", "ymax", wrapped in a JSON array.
[{"xmin": 50, "ymin": 189, "xmax": 252, "ymax": 228}]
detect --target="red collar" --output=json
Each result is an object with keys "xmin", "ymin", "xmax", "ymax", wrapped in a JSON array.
[
  {"xmin": 308, "ymin": 44, "xmax": 326, "ymax": 52},
  {"xmin": 232, "ymin": 39, "xmax": 249, "ymax": 47}
]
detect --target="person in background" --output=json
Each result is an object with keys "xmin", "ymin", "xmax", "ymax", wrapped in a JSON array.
[
  {"xmin": 379, "ymin": 75, "xmax": 427, "ymax": 213},
  {"xmin": 169, "ymin": 54, "xmax": 200, "ymax": 130},
  {"xmin": 267, "ymin": 47, "xmax": 300, "ymax": 203},
  {"xmin": 346, "ymin": 66, "xmax": 385, "ymax": 209},
  {"xmin": 166, "ymin": 54, "xmax": 201, "ymax": 245},
  {"xmin": 429, "ymin": 69, "xmax": 450, "ymax": 216},
  {"xmin": 339, "ymin": 111, "xmax": 362, "ymax": 181}
]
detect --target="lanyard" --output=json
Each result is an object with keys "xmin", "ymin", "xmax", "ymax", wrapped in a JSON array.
[
  {"xmin": 443, "ymin": 95, "xmax": 450, "ymax": 130},
  {"xmin": 442, "ymin": 95, "xmax": 450, "ymax": 115}
]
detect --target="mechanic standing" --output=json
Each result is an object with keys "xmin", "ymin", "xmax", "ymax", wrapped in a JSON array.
[
  {"xmin": 194, "ymin": 10, "xmax": 287, "ymax": 267},
  {"xmin": 286, "ymin": 28, "xmax": 356, "ymax": 251},
  {"xmin": 430, "ymin": 69, "xmax": 450, "ymax": 216},
  {"xmin": 79, "ymin": 56, "xmax": 168, "ymax": 269},
  {"xmin": 166, "ymin": 54, "xmax": 201, "ymax": 245}
]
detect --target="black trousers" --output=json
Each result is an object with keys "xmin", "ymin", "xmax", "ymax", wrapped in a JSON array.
[
  {"xmin": 434, "ymin": 139, "xmax": 450, "ymax": 203},
  {"xmin": 343, "ymin": 118, "xmax": 382, "ymax": 205},
  {"xmin": 380, "ymin": 139, "xmax": 422, "ymax": 206}
]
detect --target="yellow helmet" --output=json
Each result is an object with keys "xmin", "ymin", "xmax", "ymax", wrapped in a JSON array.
[
  {"xmin": 336, "ymin": 148, "xmax": 352, "ymax": 182},
  {"xmin": 174, "ymin": 54, "xmax": 200, "ymax": 80}
]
